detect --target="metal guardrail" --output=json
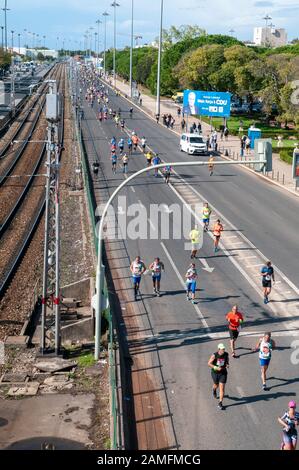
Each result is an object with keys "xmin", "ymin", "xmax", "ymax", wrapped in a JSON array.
[{"xmin": 73, "ymin": 104, "xmax": 120, "ymax": 450}]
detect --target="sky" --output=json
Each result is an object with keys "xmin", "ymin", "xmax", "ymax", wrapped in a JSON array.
[{"xmin": 3, "ymin": 0, "xmax": 299, "ymax": 50}]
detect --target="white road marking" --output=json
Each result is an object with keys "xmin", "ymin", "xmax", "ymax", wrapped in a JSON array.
[{"xmin": 160, "ymin": 241, "xmax": 210, "ymax": 331}]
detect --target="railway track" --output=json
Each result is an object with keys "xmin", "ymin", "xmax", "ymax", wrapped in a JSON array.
[{"xmin": 0, "ymin": 63, "xmax": 66, "ymax": 308}]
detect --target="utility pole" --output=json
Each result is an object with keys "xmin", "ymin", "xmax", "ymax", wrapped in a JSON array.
[
  {"xmin": 111, "ymin": 2, "xmax": 120, "ymax": 88},
  {"xmin": 129, "ymin": 0, "xmax": 134, "ymax": 98},
  {"xmin": 156, "ymin": 0, "xmax": 164, "ymax": 116},
  {"xmin": 2, "ymin": 0, "xmax": 10, "ymax": 51},
  {"xmin": 1, "ymin": 26, "xmax": 4, "ymax": 49},
  {"xmin": 41, "ymin": 80, "xmax": 61, "ymax": 355},
  {"xmin": 102, "ymin": 11, "xmax": 109, "ymax": 75},
  {"xmin": 10, "ymin": 54, "xmax": 15, "ymax": 116},
  {"xmin": 18, "ymin": 32, "xmax": 20, "ymax": 54}
]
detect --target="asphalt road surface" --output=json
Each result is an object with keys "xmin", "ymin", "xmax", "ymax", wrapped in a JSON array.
[{"xmin": 80, "ymin": 82, "xmax": 299, "ymax": 450}]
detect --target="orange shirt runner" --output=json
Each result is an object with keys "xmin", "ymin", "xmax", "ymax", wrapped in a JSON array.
[
  {"xmin": 213, "ymin": 222, "xmax": 223, "ymax": 237},
  {"xmin": 226, "ymin": 311, "xmax": 244, "ymax": 330}
]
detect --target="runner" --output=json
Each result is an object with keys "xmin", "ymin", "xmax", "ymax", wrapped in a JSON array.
[
  {"xmin": 111, "ymin": 152, "xmax": 117, "ymax": 174},
  {"xmin": 202, "ymin": 203, "xmax": 212, "ymax": 232},
  {"xmin": 127, "ymin": 137, "xmax": 133, "ymax": 155},
  {"xmin": 115, "ymin": 115, "xmax": 120, "ymax": 127},
  {"xmin": 141, "ymin": 136, "xmax": 147, "ymax": 153},
  {"xmin": 208, "ymin": 155, "xmax": 215, "ymax": 176},
  {"xmin": 132, "ymin": 134, "xmax": 139, "ymax": 151},
  {"xmin": 152, "ymin": 153, "xmax": 161, "ymax": 177},
  {"xmin": 118, "ymin": 138, "xmax": 125, "ymax": 156},
  {"xmin": 145, "ymin": 151, "xmax": 153, "ymax": 167},
  {"xmin": 129, "ymin": 107, "xmax": 133, "ymax": 118},
  {"xmin": 253, "ymin": 332, "xmax": 276, "ymax": 390},
  {"xmin": 149, "ymin": 257, "xmax": 165, "ymax": 297},
  {"xmin": 189, "ymin": 225, "xmax": 201, "ymax": 259},
  {"xmin": 130, "ymin": 256, "xmax": 146, "ymax": 301},
  {"xmin": 226, "ymin": 305, "xmax": 244, "ymax": 358},
  {"xmin": 163, "ymin": 165, "xmax": 172, "ymax": 184},
  {"xmin": 278, "ymin": 401, "xmax": 299, "ymax": 450},
  {"xmin": 208, "ymin": 344, "xmax": 229, "ymax": 410},
  {"xmin": 120, "ymin": 118, "xmax": 125, "ymax": 129},
  {"xmin": 185, "ymin": 262, "xmax": 198, "ymax": 304},
  {"xmin": 122, "ymin": 153, "xmax": 129, "ymax": 174},
  {"xmin": 260, "ymin": 261, "xmax": 275, "ymax": 304},
  {"xmin": 213, "ymin": 219, "xmax": 223, "ymax": 253}
]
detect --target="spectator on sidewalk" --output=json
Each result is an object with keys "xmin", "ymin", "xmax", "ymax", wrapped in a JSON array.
[
  {"xmin": 192, "ymin": 122, "xmax": 197, "ymax": 133},
  {"xmin": 197, "ymin": 122, "xmax": 202, "ymax": 134},
  {"xmin": 224, "ymin": 126, "xmax": 229, "ymax": 141},
  {"xmin": 181, "ymin": 119, "xmax": 186, "ymax": 131},
  {"xmin": 177, "ymin": 107, "xmax": 181, "ymax": 117},
  {"xmin": 155, "ymin": 113, "xmax": 160, "ymax": 124},
  {"xmin": 245, "ymin": 136, "xmax": 251, "ymax": 155}
]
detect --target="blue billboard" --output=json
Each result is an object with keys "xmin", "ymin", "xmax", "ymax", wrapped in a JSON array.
[{"xmin": 183, "ymin": 90, "xmax": 231, "ymax": 117}]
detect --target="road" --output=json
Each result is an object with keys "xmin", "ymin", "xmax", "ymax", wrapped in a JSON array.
[{"xmin": 79, "ymin": 81, "xmax": 299, "ymax": 450}]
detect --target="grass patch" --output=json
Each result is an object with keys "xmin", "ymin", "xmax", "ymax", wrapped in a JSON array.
[
  {"xmin": 77, "ymin": 352, "xmax": 96, "ymax": 368},
  {"xmin": 104, "ymin": 438, "xmax": 111, "ymax": 450}
]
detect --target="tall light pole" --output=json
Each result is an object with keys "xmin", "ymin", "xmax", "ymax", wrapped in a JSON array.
[
  {"xmin": 89, "ymin": 27, "xmax": 94, "ymax": 57},
  {"xmin": 129, "ymin": 0, "xmax": 134, "ymax": 98},
  {"xmin": 1, "ymin": 26, "xmax": 4, "ymax": 49},
  {"xmin": 229, "ymin": 29, "xmax": 235, "ymax": 37},
  {"xmin": 263, "ymin": 14, "xmax": 272, "ymax": 47},
  {"xmin": 23, "ymin": 28, "xmax": 27, "ymax": 47},
  {"xmin": 94, "ymin": 32, "xmax": 97, "ymax": 62},
  {"xmin": 156, "ymin": 0, "xmax": 164, "ymax": 116},
  {"xmin": 18, "ymin": 32, "xmax": 20, "ymax": 54},
  {"xmin": 111, "ymin": 2, "xmax": 120, "ymax": 89},
  {"xmin": 10, "ymin": 29, "xmax": 14, "ymax": 51},
  {"xmin": 102, "ymin": 11, "xmax": 109, "ymax": 75},
  {"xmin": 96, "ymin": 19, "xmax": 102, "ymax": 67},
  {"xmin": 2, "ymin": 0, "xmax": 10, "ymax": 51},
  {"xmin": 43, "ymin": 35, "xmax": 46, "ymax": 48}
]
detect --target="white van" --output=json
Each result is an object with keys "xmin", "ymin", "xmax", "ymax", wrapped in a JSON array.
[{"xmin": 180, "ymin": 133, "xmax": 208, "ymax": 155}]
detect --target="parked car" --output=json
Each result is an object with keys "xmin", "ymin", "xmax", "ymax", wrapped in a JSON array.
[{"xmin": 180, "ymin": 133, "xmax": 208, "ymax": 155}]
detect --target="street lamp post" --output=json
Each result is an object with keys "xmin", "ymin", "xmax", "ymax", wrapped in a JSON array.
[
  {"xmin": 1, "ymin": 26, "xmax": 4, "ymax": 49},
  {"xmin": 11, "ymin": 29, "xmax": 14, "ymax": 51},
  {"xmin": 111, "ymin": 2, "xmax": 120, "ymax": 89},
  {"xmin": 43, "ymin": 35, "xmax": 46, "ymax": 48},
  {"xmin": 2, "ymin": 0, "xmax": 10, "ymax": 51},
  {"xmin": 18, "ymin": 32, "xmax": 20, "ymax": 54},
  {"xmin": 89, "ymin": 27, "xmax": 94, "ymax": 57},
  {"xmin": 263, "ymin": 14, "xmax": 272, "ymax": 47},
  {"xmin": 96, "ymin": 20, "xmax": 102, "ymax": 67},
  {"xmin": 129, "ymin": 0, "xmax": 134, "ymax": 98},
  {"xmin": 94, "ymin": 32, "xmax": 97, "ymax": 63},
  {"xmin": 102, "ymin": 11, "xmax": 109, "ymax": 76},
  {"xmin": 156, "ymin": 0, "xmax": 164, "ymax": 116}
]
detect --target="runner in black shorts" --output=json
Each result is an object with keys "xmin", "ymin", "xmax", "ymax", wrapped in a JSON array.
[
  {"xmin": 208, "ymin": 343, "xmax": 229, "ymax": 410},
  {"xmin": 260, "ymin": 261, "xmax": 275, "ymax": 304}
]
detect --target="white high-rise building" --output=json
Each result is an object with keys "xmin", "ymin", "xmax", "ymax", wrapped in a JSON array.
[{"xmin": 253, "ymin": 27, "xmax": 287, "ymax": 47}]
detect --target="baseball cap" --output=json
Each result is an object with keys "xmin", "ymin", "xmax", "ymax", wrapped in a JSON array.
[
  {"xmin": 288, "ymin": 400, "xmax": 296, "ymax": 408},
  {"xmin": 218, "ymin": 343, "xmax": 225, "ymax": 350}
]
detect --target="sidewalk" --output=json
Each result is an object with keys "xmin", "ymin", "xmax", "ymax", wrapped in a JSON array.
[{"xmin": 110, "ymin": 76, "xmax": 298, "ymax": 196}]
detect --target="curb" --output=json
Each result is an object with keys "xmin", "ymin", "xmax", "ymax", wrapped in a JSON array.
[{"xmin": 102, "ymin": 78, "xmax": 299, "ymax": 200}]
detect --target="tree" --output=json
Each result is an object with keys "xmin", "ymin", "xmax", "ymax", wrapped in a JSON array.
[{"xmin": 36, "ymin": 52, "xmax": 45, "ymax": 61}]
